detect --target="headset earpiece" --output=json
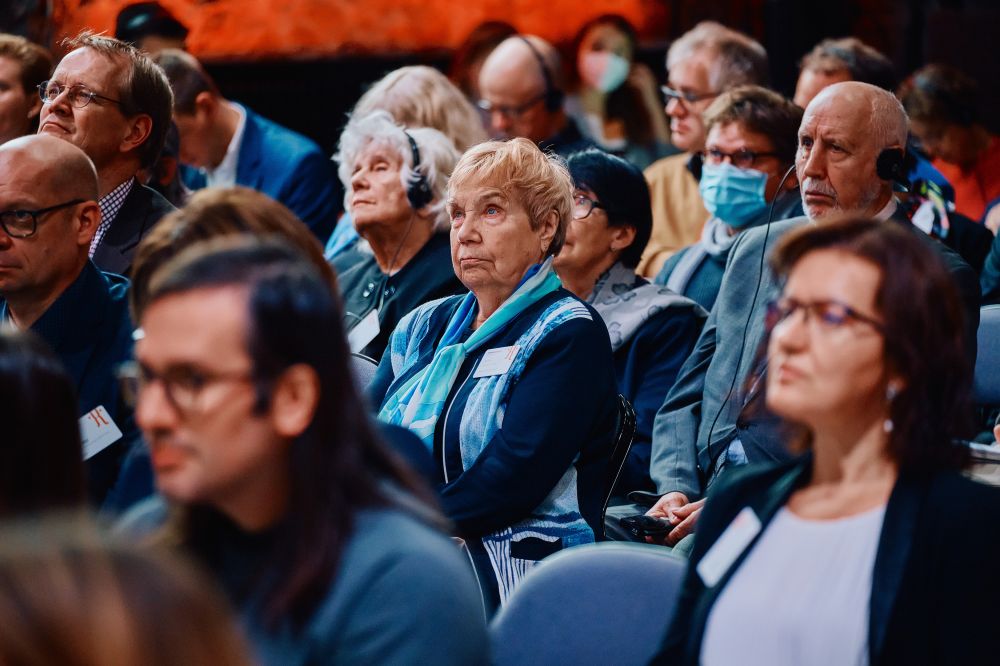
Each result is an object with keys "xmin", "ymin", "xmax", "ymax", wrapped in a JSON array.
[
  {"xmin": 403, "ymin": 130, "xmax": 433, "ymax": 210},
  {"xmin": 876, "ymin": 148, "xmax": 907, "ymax": 186},
  {"xmin": 519, "ymin": 36, "xmax": 564, "ymax": 112}
]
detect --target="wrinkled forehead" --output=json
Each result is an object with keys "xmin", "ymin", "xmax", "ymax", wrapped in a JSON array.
[
  {"xmin": 801, "ymin": 94, "xmax": 875, "ymax": 140},
  {"xmin": 52, "ymin": 47, "xmax": 127, "ymax": 92}
]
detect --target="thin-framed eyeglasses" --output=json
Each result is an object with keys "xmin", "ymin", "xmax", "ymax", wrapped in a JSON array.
[
  {"xmin": 572, "ymin": 193, "xmax": 605, "ymax": 220},
  {"xmin": 660, "ymin": 85, "xmax": 719, "ymax": 105},
  {"xmin": 703, "ymin": 147, "xmax": 780, "ymax": 170},
  {"xmin": 0, "ymin": 199, "xmax": 85, "ymax": 239},
  {"xmin": 766, "ymin": 297, "xmax": 885, "ymax": 335},
  {"xmin": 37, "ymin": 80, "xmax": 123, "ymax": 109},
  {"xmin": 476, "ymin": 93, "xmax": 546, "ymax": 120},
  {"xmin": 117, "ymin": 360, "xmax": 257, "ymax": 413}
]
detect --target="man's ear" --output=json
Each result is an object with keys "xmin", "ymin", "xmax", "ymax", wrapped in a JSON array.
[
  {"xmin": 119, "ymin": 113, "xmax": 153, "ymax": 156},
  {"xmin": 194, "ymin": 91, "xmax": 217, "ymax": 121},
  {"xmin": 74, "ymin": 201, "xmax": 101, "ymax": 249},
  {"xmin": 268, "ymin": 364, "xmax": 320, "ymax": 439},
  {"xmin": 26, "ymin": 94, "xmax": 42, "ymax": 122},
  {"xmin": 610, "ymin": 224, "xmax": 637, "ymax": 253}
]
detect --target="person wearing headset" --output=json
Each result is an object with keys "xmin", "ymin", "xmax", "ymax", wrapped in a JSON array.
[
  {"xmin": 639, "ymin": 81, "xmax": 980, "ymax": 553},
  {"xmin": 333, "ymin": 111, "xmax": 466, "ymax": 361},
  {"xmin": 476, "ymin": 35, "xmax": 594, "ymax": 158}
]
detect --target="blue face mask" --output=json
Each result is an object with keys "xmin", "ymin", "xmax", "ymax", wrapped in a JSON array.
[{"xmin": 698, "ymin": 162, "xmax": 770, "ymax": 228}]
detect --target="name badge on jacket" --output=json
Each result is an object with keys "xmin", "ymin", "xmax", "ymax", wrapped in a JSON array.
[
  {"xmin": 79, "ymin": 405, "xmax": 123, "ymax": 460},
  {"xmin": 696, "ymin": 506, "xmax": 762, "ymax": 587},
  {"xmin": 473, "ymin": 345, "xmax": 520, "ymax": 378}
]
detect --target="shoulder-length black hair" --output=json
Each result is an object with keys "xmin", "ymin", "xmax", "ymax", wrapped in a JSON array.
[
  {"xmin": 767, "ymin": 216, "xmax": 973, "ymax": 473},
  {"xmin": 146, "ymin": 237, "xmax": 434, "ymax": 629},
  {"xmin": 0, "ymin": 329, "xmax": 85, "ymax": 517}
]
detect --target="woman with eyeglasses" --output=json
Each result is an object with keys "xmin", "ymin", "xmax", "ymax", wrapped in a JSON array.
[
  {"xmin": 654, "ymin": 217, "xmax": 1000, "ymax": 665},
  {"xmin": 655, "ymin": 86, "xmax": 802, "ymax": 311},
  {"xmin": 555, "ymin": 149, "xmax": 705, "ymax": 494}
]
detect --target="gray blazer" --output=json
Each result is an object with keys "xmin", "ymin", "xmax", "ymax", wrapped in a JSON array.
[{"xmin": 649, "ymin": 212, "xmax": 981, "ymax": 500}]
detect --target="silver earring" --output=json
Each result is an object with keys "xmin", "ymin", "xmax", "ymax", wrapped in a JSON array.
[{"xmin": 884, "ymin": 384, "xmax": 899, "ymax": 433}]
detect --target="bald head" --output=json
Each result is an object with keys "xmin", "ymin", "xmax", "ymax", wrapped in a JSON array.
[
  {"xmin": 807, "ymin": 81, "xmax": 908, "ymax": 151},
  {"xmin": 477, "ymin": 35, "xmax": 565, "ymax": 143},
  {"xmin": 0, "ymin": 134, "xmax": 99, "ymax": 202}
]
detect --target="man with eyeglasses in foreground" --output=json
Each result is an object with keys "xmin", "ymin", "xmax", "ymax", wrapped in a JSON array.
[
  {"xmin": 0, "ymin": 134, "xmax": 144, "ymax": 511},
  {"xmin": 37, "ymin": 31, "xmax": 174, "ymax": 276},
  {"xmin": 477, "ymin": 35, "xmax": 593, "ymax": 157},
  {"xmin": 634, "ymin": 82, "xmax": 980, "ymax": 553},
  {"xmin": 639, "ymin": 22, "xmax": 769, "ymax": 278}
]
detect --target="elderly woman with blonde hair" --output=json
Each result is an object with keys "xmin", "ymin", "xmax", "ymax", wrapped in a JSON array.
[
  {"xmin": 371, "ymin": 138, "xmax": 618, "ymax": 610},
  {"xmin": 334, "ymin": 110, "xmax": 465, "ymax": 359}
]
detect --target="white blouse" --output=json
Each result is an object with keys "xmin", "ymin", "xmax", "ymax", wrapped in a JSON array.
[{"xmin": 701, "ymin": 504, "xmax": 887, "ymax": 666}]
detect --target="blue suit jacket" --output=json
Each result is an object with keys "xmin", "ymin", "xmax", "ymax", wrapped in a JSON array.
[{"xmin": 184, "ymin": 105, "xmax": 338, "ymax": 242}]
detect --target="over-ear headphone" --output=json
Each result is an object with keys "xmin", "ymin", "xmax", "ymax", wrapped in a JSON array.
[
  {"xmin": 876, "ymin": 148, "xmax": 908, "ymax": 187},
  {"xmin": 519, "ymin": 36, "xmax": 564, "ymax": 112},
  {"xmin": 403, "ymin": 130, "xmax": 433, "ymax": 210}
]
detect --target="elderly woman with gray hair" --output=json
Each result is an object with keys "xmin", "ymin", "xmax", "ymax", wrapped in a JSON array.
[
  {"xmin": 334, "ymin": 110, "xmax": 465, "ymax": 360},
  {"xmin": 371, "ymin": 138, "xmax": 618, "ymax": 610}
]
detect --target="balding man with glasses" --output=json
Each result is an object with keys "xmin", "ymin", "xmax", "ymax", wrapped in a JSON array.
[
  {"xmin": 37, "ymin": 31, "xmax": 175, "ymax": 276},
  {"xmin": 640, "ymin": 22, "xmax": 769, "ymax": 277},
  {"xmin": 0, "ymin": 134, "xmax": 146, "ymax": 511}
]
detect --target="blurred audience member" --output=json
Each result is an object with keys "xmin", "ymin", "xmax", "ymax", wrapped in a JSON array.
[
  {"xmin": 0, "ymin": 520, "xmax": 252, "ymax": 665},
  {"xmin": 37, "ymin": 31, "xmax": 175, "ymax": 276},
  {"xmin": 333, "ymin": 111, "xmax": 464, "ymax": 360},
  {"xmin": 140, "ymin": 120, "xmax": 189, "ymax": 207},
  {"xmin": 641, "ymin": 22, "xmax": 769, "ymax": 277},
  {"xmin": 655, "ymin": 217, "xmax": 1000, "ymax": 665},
  {"xmin": 154, "ymin": 49, "xmax": 338, "ymax": 242},
  {"xmin": 643, "ymin": 83, "xmax": 979, "ymax": 550},
  {"xmin": 373, "ymin": 139, "xmax": 617, "ymax": 610},
  {"xmin": 656, "ymin": 86, "xmax": 802, "ymax": 310},
  {"xmin": 124, "ymin": 238, "xmax": 488, "ymax": 664},
  {"xmin": 0, "ymin": 329, "xmax": 85, "ymax": 518},
  {"xmin": 449, "ymin": 21, "xmax": 517, "ymax": 102},
  {"xmin": 0, "ymin": 135, "xmax": 143, "ymax": 511},
  {"xmin": 114, "ymin": 1, "xmax": 188, "ymax": 55},
  {"xmin": 326, "ymin": 64, "xmax": 487, "ymax": 261},
  {"xmin": 556, "ymin": 148, "xmax": 705, "ymax": 494},
  {"xmin": 899, "ymin": 64, "xmax": 1000, "ymax": 222},
  {"xmin": 979, "ymin": 229, "xmax": 1000, "ymax": 305},
  {"xmin": 478, "ymin": 35, "xmax": 593, "ymax": 156},
  {"xmin": 566, "ymin": 15, "xmax": 673, "ymax": 169},
  {"xmin": 793, "ymin": 37, "xmax": 895, "ymax": 108},
  {"xmin": 0, "ymin": 33, "xmax": 50, "ymax": 143}
]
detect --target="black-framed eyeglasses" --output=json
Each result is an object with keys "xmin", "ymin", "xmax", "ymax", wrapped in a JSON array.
[
  {"xmin": 477, "ymin": 93, "xmax": 546, "ymax": 120},
  {"xmin": 117, "ymin": 360, "xmax": 257, "ymax": 413},
  {"xmin": 0, "ymin": 199, "xmax": 85, "ymax": 239},
  {"xmin": 704, "ymin": 147, "xmax": 780, "ymax": 170},
  {"xmin": 660, "ymin": 85, "xmax": 719, "ymax": 105},
  {"xmin": 572, "ymin": 193, "xmax": 605, "ymax": 220},
  {"xmin": 766, "ymin": 297, "xmax": 885, "ymax": 334},
  {"xmin": 37, "ymin": 80, "xmax": 123, "ymax": 109}
]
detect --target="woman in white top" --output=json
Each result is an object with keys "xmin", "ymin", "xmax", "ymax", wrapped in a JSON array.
[{"xmin": 653, "ymin": 216, "xmax": 1000, "ymax": 665}]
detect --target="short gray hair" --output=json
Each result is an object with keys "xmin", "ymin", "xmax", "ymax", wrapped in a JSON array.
[
  {"xmin": 666, "ymin": 21, "xmax": 768, "ymax": 91},
  {"xmin": 868, "ymin": 85, "xmax": 909, "ymax": 150},
  {"xmin": 335, "ymin": 110, "xmax": 459, "ymax": 230}
]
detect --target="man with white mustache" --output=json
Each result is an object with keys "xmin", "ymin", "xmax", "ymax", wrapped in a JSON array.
[{"xmin": 635, "ymin": 81, "xmax": 980, "ymax": 551}]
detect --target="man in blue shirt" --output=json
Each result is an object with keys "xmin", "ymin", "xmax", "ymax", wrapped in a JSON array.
[{"xmin": 0, "ymin": 134, "xmax": 144, "ymax": 511}]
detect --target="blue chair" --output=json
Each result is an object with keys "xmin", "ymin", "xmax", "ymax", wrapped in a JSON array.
[
  {"xmin": 490, "ymin": 542, "xmax": 686, "ymax": 666},
  {"xmin": 974, "ymin": 305, "xmax": 1000, "ymax": 405}
]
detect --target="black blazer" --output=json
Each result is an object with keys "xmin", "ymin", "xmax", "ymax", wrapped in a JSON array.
[
  {"xmin": 653, "ymin": 455, "xmax": 1000, "ymax": 665},
  {"xmin": 92, "ymin": 182, "xmax": 176, "ymax": 277}
]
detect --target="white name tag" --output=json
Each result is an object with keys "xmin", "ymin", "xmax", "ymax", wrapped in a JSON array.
[
  {"xmin": 473, "ymin": 345, "xmax": 520, "ymax": 378},
  {"xmin": 79, "ymin": 405, "xmax": 123, "ymax": 460},
  {"xmin": 696, "ymin": 506, "xmax": 762, "ymax": 588},
  {"xmin": 348, "ymin": 309, "xmax": 380, "ymax": 353}
]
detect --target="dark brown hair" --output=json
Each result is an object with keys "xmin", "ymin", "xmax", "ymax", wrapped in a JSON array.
[
  {"xmin": 703, "ymin": 85, "xmax": 803, "ymax": 165},
  {"xmin": 898, "ymin": 63, "xmax": 980, "ymax": 128},
  {"xmin": 151, "ymin": 48, "xmax": 220, "ymax": 115},
  {"xmin": 768, "ymin": 217, "xmax": 972, "ymax": 472}
]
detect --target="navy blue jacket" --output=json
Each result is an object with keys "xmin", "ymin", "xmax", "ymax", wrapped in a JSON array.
[
  {"xmin": 1, "ymin": 261, "xmax": 145, "ymax": 509},
  {"xmin": 183, "ymin": 105, "xmax": 339, "ymax": 242}
]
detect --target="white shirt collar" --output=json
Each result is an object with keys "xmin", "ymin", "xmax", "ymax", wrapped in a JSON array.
[{"xmin": 204, "ymin": 102, "xmax": 247, "ymax": 188}]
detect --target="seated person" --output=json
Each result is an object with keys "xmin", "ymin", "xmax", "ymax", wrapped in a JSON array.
[
  {"xmin": 899, "ymin": 64, "xmax": 1000, "ymax": 222},
  {"xmin": 0, "ymin": 329, "xmax": 85, "ymax": 518},
  {"xmin": 0, "ymin": 135, "xmax": 140, "ymax": 511},
  {"xmin": 555, "ymin": 148, "xmax": 705, "ymax": 493},
  {"xmin": 333, "ymin": 111, "xmax": 465, "ymax": 360},
  {"xmin": 122, "ymin": 238, "xmax": 488, "ymax": 664},
  {"xmin": 655, "ymin": 86, "xmax": 803, "ymax": 311},
  {"xmin": 372, "ymin": 139, "xmax": 619, "ymax": 609},
  {"xmin": 654, "ymin": 217, "xmax": 1000, "ymax": 665}
]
